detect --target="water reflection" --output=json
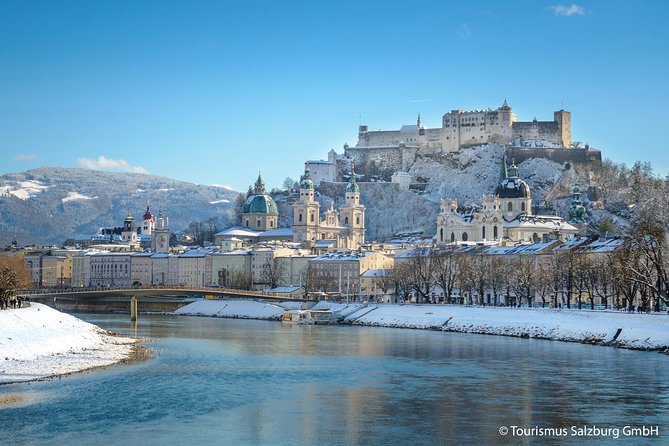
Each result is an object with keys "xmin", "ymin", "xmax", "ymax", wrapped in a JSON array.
[{"xmin": 1, "ymin": 314, "xmax": 668, "ymax": 445}]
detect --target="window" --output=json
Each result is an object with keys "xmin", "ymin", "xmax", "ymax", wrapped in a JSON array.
[
  {"xmin": 440, "ymin": 228, "xmax": 444, "ymax": 242},
  {"xmin": 451, "ymin": 232, "xmax": 455, "ymax": 243},
  {"xmin": 482, "ymin": 227, "xmax": 486, "ymax": 239},
  {"xmin": 299, "ymin": 214, "xmax": 302, "ymax": 223},
  {"xmin": 462, "ymin": 232, "xmax": 468, "ymax": 242},
  {"xmin": 521, "ymin": 202, "xmax": 526, "ymax": 212},
  {"xmin": 310, "ymin": 213, "xmax": 315, "ymax": 222},
  {"xmin": 508, "ymin": 202, "xmax": 513, "ymax": 212},
  {"xmin": 270, "ymin": 220, "xmax": 274, "ymax": 228},
  {"xmin": 356, "ymin": 216, "xmax": 360, "ymax": 225},
  {"xmin": 494, "ymin": 226, "xmax": 498, "ymax": 239},
  {"xmin": 345, "ymin": 217, "xmax": 349, "ymax": 225}
]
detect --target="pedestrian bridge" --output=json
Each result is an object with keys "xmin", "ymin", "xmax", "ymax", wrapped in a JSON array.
[{"xmin": 17, "ymin": 286, "xmax": 308, "ymax": 302}]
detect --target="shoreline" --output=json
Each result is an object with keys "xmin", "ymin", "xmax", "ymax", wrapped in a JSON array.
[
  {"xmin": 174, "ymin": 299, "xmax": 669, "ymax": 353},
  {"xmin": 0, "ymin": 303, "xmax": 142, "ymax": 385}
]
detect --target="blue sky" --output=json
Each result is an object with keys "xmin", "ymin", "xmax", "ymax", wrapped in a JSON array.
[{"xmin": 1, "ymin": 0, "xmax": 667, "ymax": 191}]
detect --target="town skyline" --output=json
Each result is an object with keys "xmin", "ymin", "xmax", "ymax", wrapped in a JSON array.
[{"xmin": 2, "ymin": 1, "xmax": 669, "ymax": 190}]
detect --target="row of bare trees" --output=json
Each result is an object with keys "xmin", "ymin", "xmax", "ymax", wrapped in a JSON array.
[{"xmin": 379, "ymin": 223, "xmax": 669, "ymax": 311}]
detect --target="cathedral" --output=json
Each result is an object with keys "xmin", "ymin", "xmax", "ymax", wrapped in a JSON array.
[
  {"xmin": 292, "ymin": 166, "xmax": 365, "ymax": 249},
  {"xmin": 241, "ymin": 173, "xmax": 279, "ymax": 231},
  {"xmin": 436, "ymin": 158, "xmax": 578, "ymax": 245}
]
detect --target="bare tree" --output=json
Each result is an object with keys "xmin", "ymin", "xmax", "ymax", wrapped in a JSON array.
[{"xmin": 431, "ymin": 247, "xmax": 459, "ymax": 303}]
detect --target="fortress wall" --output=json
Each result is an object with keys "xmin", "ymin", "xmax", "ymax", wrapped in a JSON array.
[
  {"xmin": 507, "ymin": 147, "xmax": 602, "ymax": 166},
  {"xmin": 512, "ymin": 121, "xmax": 561, "ymax": 144},
  {"xmin": 344, "ymin": 146, "xmax": 419, "ymax": 172}
]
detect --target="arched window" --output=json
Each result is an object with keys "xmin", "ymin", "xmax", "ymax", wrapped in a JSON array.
[
  {"xmin": 299, "ymin": 214, "xmax": 302, "ymax": 222},
  {"xmin": 344, "ymin": 216, "xmax": 349, "ymax": 225},
  {"xmin": 508, "ymin": 202, "xmax": 513, "ymax": 212},
  {"xmin": 482, "ymin": 226, "xmax": 486, "ymax": 239},
  {"xmin": 462, "ymin": 232, "xmax": 468, "ymax": 242},
  {"xmin": 521, "ymin": 202, "xmax": 526, "ymax": 212},
  {"xmin": 270, "ymin": 220, "xmax": 274, "ymax": 228},
  {"xmin": 256, "ymin": 219, "xmax": 261, "ymax": 227},
  {"xmin": 494, "ymin": 225, "xmax": 498, "ymax": 239},
  {"xmin": 310, "ymin": 213, "xmax": 315, "ymax": 222},
  {"xmin": 451, "ymin": 232, "xmax": 455, "ymax": 243},
  {"xmin": 440, "ymin": 228, "xmax": 444, "ymax": 242},
  {"xmin": 533, "ymin": 233, "xmax": 539, "ymax": 243},
  {"xmin": 245, "ymin": 219, "xmax": 249, "ymax": 227},
  {"xmin": 356, "ymin": 216, "xmax": 360, "ymax": 225}
]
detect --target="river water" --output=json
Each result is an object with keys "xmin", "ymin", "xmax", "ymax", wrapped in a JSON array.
[{"xmin": 1, "ymin": 313, "xmax": 669, "ymax": 445}]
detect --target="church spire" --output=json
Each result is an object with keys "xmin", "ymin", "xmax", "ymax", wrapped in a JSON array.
[
  {"xmin": 254, "ymin": 171, "xmax": 266, "ymax": 194},
  {"xmin": 417, "ymin": 113, "xmax": 422, "ymax": 128}
]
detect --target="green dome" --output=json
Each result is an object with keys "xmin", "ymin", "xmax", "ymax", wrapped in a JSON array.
[
  {"xmin": 346, "ymin": 182, "xmax": 360, "ymax": 193},
  {"xmin": 300, "ymin": 168, "xmax": 314, "ymax": 190},
  {"xmin": 242, "ymin": 194, "xmax": 279, "ymax": 215}
]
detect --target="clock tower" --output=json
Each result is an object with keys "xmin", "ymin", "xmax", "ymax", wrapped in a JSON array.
[{"xmin": 151, "ymin": 208, "xmax": 170, "ymax": 253}]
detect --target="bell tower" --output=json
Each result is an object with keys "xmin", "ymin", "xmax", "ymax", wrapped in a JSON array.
[
  {"xmin": 339, "ymin": 165, "xmax": 365, "ymax": 248},
  {"xmin": 292, "ymin": 167, "xmax": 321, "ymax": 243},
  {"xmin": 151, "ymin": 208, "xmax": 170, "ymax": 253}
]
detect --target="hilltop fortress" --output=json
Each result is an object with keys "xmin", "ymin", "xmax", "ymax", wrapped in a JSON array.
[
  {"xmin": 356, "ymin": 100, "xmax": 571, "ymax": 153},
  {"xmin": 306, "ymin": 101, "xmax": 601, "ymax": 185}
]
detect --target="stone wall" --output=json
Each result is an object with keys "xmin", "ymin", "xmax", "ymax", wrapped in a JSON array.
[{"xmin": 507, "ymin": 146, "xmax": 602, "ymax": 166}]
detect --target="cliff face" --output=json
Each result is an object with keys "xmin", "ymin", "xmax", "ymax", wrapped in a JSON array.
[{"xmin": 0, "ymin": 167, "xmax": 237, "ymax": 245}]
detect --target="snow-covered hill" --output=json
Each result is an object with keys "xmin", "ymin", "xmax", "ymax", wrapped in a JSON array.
[{"xmin": 0, "ymin": 167, "xmax": 239, "ymax": 245}]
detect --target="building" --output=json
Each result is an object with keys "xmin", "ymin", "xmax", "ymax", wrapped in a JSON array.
[
  {"xmin": 356, "ymin": 101, "xmax": 571, "ymax": 154},
  {"xmin": 151, "ymin": 209, "xmax": 170, "ymax": 253},
  {"xmin": 242, "ymin": 173, "xmax": 279, "ymax": 231},
  {"xmin": 307, "ymin": 251, "xmax": 393, "ymax": 298},
  {"xmin": 436, "ymin": 157, "xmax": 578, "ymax": 244},
  {"xmin": 292, "ymin": 167, "xmax": 366, "ymax": 249},
  {"xmin": 89, "ymin": 252, "xmax": 133, "ymax": 287}
]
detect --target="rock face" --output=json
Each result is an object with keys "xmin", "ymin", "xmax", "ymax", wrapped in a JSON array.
[{"xmin": 0, "ymin": 167, "xmax": 237, "ymax": 245}]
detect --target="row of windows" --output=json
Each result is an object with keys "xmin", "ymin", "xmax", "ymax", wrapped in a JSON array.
[{"xmin": 439, "ymin": 226, "xmax": 499, "ymax": 242}]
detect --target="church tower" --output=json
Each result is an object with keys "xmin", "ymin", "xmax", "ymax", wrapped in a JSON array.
[
  {"xmin": 339, "ymin": 165, "xmax": 365, "ymax": 248},
  {"xmin": 151, "ymin": 208, "xmax": 170, "ymax": 253},
  {"xmin": 121, "ymin": 211, "xmax": 138, "ymax": 245},
  {"xmin": 495, "ymin": 157, "xmax": 532, "ymax": 221},
  {"xmin": 141, "ymin": 205, "xmax": 155, "ymax": 235},
  {"xmin": 292, "ymin": 167, "xmax": 321, "ymax": 243}
]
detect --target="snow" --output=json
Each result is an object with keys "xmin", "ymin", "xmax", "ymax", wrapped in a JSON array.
[
  {"xmin": 174, "ymin": 300, "xmax": 286, "ymax": 319},
  {"xmin": 62, "ymin": 191, "xmax": 98, "ymax": 203},
  {"xmin": 0, "ymin": 180, "xmax": 51, "ymax": 200},
  {"xmin": 208, "ymin": 199, "xmax": 230, "ymax": 204},
  {"xmin": 174, "ymin": 299, "xmax": 669, "ymax": 351},
  {"xmin": 0, "ymin": 304, "xmax": 136, "ymax": 384},
  {"xmin": 339, "ymin": 304, "xmax": 669, "ymax": 350}
]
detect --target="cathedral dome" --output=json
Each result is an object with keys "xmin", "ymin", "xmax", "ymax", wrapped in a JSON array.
[
  {"xmin": 242, "ymin": 194, "xmax": 279, "ymax": 215},
  {"xmin": 346, "ymin": 182, "xmax": 360, "ymax": 193},
  {"xmin": 495, "ymin": 178, "xmax": 530, "ymax": 199}
]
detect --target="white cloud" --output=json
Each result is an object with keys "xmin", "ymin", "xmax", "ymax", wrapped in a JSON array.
[
  {"xmin": 13, "ymin": 153, "xmax": 39, "ymax": 162},
  {"xmin": 551, "ymin": 4, "xmax": 585, "ymax": 16},
  {"xmin": 211, "ymin": 183, "xmax": 237, "ymax": 191},
  {"xmin": 77, "ymin": 155, "xmax": 148, "ymax": 174},
  {"xmin": 457, "ymin": 23, "xmax": 472, "ymax": 38}
]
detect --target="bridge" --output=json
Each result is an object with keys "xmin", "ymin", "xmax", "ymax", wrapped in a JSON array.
[{"xmin": 18, "ymin": 286, "xmax": 312, "ymax": 313}]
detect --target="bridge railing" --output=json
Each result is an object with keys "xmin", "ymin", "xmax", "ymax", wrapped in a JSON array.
[{"xmin": 17, "ymin": 285, "xmax": 304, "ymax": 300}]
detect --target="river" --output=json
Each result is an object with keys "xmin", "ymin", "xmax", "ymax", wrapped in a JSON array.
[{"xmin": 1, "ymin": 313, "xmax": 668, "ymax": 445}]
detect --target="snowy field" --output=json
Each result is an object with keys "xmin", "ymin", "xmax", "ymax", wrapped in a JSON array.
[
  {"xmin": 0, "ymin": 304, "xmax": 136, "ymax": 384},
  {"xmin": 176, "ymin": 299, "xmax": 669, "ymax": 351}
]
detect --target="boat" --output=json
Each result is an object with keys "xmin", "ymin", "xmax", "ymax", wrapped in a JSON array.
[
  {"xmin": 281, "ymin": 310, "xmax": 315, "ymax": 325},
  {"xmin": 308, "ymin": 309, "xmax": 338, "ymax": 325}
]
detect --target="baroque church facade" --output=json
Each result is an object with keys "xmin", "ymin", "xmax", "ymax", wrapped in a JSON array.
[
  {"xmin": 292, "ymin": 167, "xmax": 365, "ymax": 249},
  {"xmin": 436, "ymin": 159, "xmax": 578, "ymax": 245}
]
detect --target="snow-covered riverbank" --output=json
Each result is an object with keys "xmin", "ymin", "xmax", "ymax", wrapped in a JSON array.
[
  {"xmin": 175, "ymin": 299, "xmax": 669, "ymax": 351},
  {"xmin": 0, "ymin": 304, "xmax": 137, "ymax": 384}
]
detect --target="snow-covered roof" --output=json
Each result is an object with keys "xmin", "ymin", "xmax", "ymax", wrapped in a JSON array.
[
  {"xmin": 260, "ymin": 228, "xmax": 293, "ymax": 237},
  {"xmin": 504, "ymin": 215, "xmax": 578, "ymax": 232},
  {"xmin": 215, "ymin": 227, "xmax": 262, "ymax": 238},
  {"xmin": 361, "ymin": 269, "xmax": 392, "ymax": 278},
  {"xmin": 312, "ymin": 251, "xmax": 376, "ymax": 262},
  {"xmin": 314, "ymin": 239, "xmax": 337, "ymax": 248}
]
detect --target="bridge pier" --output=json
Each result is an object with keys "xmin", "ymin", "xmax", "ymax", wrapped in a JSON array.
[{"xmin": 130, "ymin": 296, "xmax": 138, "ymax": 322}]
